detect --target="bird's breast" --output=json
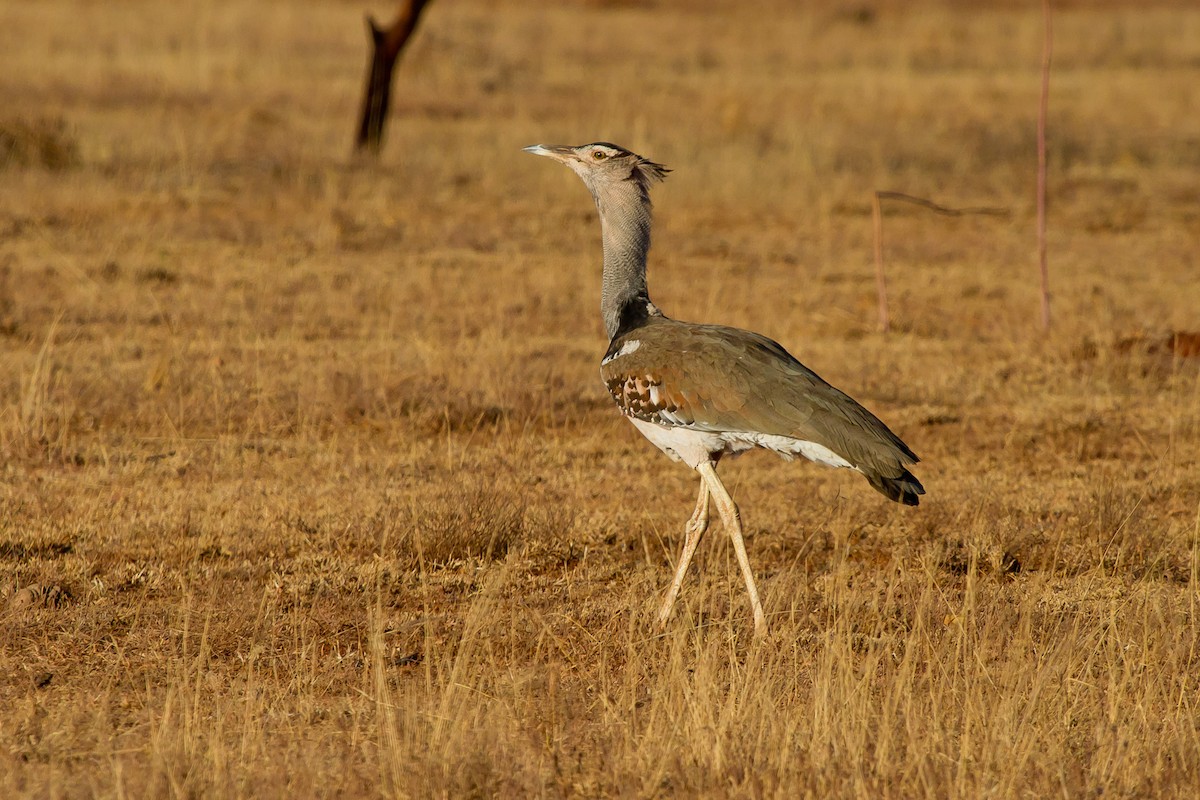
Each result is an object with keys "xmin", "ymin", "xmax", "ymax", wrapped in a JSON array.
[{"xmin": 605, "ymin": 373, "xmax": 685, "ymax": 422}]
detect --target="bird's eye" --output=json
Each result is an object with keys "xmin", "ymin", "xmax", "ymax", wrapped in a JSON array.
[{"xmin": 592, "ymin": 150, "xmax": 607, "ymax": 160}]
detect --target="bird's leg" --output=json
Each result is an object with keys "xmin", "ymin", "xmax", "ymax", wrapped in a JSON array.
[
  {"xmin": 655, "ymin": 477, "xmax": 711, "ymax": 629},
  {"xmin": 696, "ymin": 462, "xmax": 768, "ymax": 637}
]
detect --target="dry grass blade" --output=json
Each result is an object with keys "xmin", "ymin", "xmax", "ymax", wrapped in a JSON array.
[{"xmin": 17, "ymin": 314, "xmax": 62, "ymax": 447}]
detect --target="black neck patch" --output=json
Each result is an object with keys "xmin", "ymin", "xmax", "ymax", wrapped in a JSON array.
[{"xmin": 605, "ymin": 294, "xmax": 655, "ymax": 359}]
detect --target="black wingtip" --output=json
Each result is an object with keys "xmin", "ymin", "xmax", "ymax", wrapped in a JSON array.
[{"xmin": 871, "ymin": 469, "xmax": 925, "ymax": 506}]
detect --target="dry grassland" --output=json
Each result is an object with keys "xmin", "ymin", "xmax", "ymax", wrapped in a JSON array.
[{"xmin": 3, "ymin": 0, "xmax": 1200, "ymax": 796}]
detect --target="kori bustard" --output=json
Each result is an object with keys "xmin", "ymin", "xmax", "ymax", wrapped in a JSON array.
[{"xmin": 525, "ymin": 142, "xmax": 924, "ymax": 637}]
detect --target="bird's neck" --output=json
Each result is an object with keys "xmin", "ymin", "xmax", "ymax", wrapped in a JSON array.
[{"xmin": 594, "ymin": 180, "xmax": 655, "ymax": 339}]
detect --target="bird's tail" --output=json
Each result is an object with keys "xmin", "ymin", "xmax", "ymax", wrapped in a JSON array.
[{"xmin": 869, "ymin": 468, "xmax": 925, "ymax": 506}]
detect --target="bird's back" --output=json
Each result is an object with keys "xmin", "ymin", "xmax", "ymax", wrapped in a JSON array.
[{"xmin": 601, "ymin": 315, "xmax": 924, "ymax": 504}]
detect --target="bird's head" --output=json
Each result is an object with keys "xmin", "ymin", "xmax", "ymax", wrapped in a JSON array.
[{"xmin": 523, "ymin": 142, "xmax": 669, "ymax": 201}]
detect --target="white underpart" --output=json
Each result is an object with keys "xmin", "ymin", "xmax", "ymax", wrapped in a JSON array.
[
  {"xmin": 630, "ymin": 419, "xmax": 857, "ymax": 471},
  {"xmin": 600, "ymin": 339, "xmax": 642, "ymax": 366},
  {"xmin": 724, "ymin": 432, "xmax": 854, "ymax": 469},
  {"xmin": 630, "ymin": 419, "xmax": 723, "ymax": 468}
]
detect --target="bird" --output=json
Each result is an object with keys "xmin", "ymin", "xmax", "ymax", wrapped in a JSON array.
[{"xmin": 524, "ymin": 142, "xmax": 924, "ymax": 637}]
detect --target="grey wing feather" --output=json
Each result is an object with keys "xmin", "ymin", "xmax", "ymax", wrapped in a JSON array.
[
  {"xmin": 601, "ymin": 318, "xmax": 924, "ymax": 504},
  {"xmin": 610, "ymin": 319, "xmax": 917, "ymax": 463},
  {"xmin": 710, "ymin": 325, "xmax": 918, "ymax": 462}
]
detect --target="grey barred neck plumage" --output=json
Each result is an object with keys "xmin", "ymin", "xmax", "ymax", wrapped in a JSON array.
[
  {"xmin": 525, "ymin": 140, "xmax": 924, "ymax": 636},
  {"xmin": 522, "ymin": 142, "xmax": 668, "ymax": 339}
]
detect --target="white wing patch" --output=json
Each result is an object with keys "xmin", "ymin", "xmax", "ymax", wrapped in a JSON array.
[
  {"xmin": 601, "ymin": 339, "xmax": 642, "ymax": 366},
  {"xmin": 626, "ymin": 417, "xmax": 859, "ymax": 472},
  {"xmin": 720, "ymin": 432, "xmax": 856, "ymax": 469}
]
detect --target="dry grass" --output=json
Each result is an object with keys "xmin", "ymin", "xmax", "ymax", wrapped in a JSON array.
[{"xmin": 2, "ymin": 0, "xmax": 1200, "ymax": 796}]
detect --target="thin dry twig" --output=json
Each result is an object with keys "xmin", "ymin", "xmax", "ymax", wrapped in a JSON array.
[{"xmin": 871, "ymin": 191, "xmax": 1010, "ymax": 333}]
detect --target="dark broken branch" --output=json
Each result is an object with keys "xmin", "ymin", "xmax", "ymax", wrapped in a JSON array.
[{"xmin": 354, "ymin": 0, "xmax": 433, "ymax": 154}]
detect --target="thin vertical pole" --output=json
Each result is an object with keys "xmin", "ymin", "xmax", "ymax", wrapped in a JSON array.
[
  {"xmin": 1036, "ymin": 0, "xmax": 1053, "ymax": 331},
  {"xmin": 872, "ymin": 191, "xmax": 890, "ymax": 333}
]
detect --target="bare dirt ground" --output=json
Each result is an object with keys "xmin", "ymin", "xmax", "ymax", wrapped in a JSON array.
[{"xmin": 2, "ymin": 1, "xmax": 1199, "ymax": 796}]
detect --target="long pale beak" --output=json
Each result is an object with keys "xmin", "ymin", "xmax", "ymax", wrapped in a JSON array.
[{"xmin": 523, "ymin": 144, "xmax": 575, "ymax": 161}]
